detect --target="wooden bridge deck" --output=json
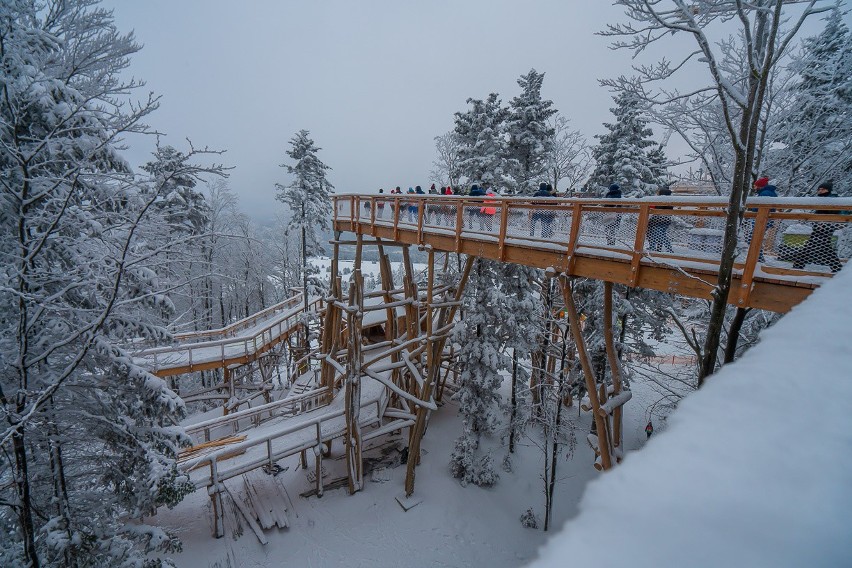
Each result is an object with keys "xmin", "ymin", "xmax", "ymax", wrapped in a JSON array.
[
  {"xmin": 332, "ymin": 194, "xmax": 852, "ymax": 313},
  {"xmin": 133, "ymin": 295, "xmax": 323, "ymax": 377}
]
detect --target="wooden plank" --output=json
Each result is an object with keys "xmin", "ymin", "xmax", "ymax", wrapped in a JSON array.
[{"xmin": 223, "ymin": 483, "xmax": 268, "ymax": 545}]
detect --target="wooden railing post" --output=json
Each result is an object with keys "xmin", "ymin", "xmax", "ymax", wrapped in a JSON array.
[
  {"xmin": 565, "ymin": 202, "xmax": 583, "ymax": 275},
  {"xmin": 455, "ymin": 201, "xmax": 464, "ymax": 252},
  {"xmin": 630, "ymin": 204, "xmax": 651, "ymax": 287},
  {"xmin": 393, "ymin": 196, "xmax": 400, "ymax": 241},
  {"xmin": 498, "ymin": 200, "xmax": 510, "ymax": 261},
  {"xmin": 417, "ymin": 197, "xmax": 425, "ymax": 244},
  {"xmin": 737, "ymin": 206, "xmax": 770, "ymax": 307}
]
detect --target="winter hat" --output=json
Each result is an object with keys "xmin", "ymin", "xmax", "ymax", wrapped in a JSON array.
[
  {"xmin": 430, "ymin": 183, "xmax": 436, "ymax": 190},
  {"xmin": 379, "ymin": 188, "xmax": 384, "ymax": 193},
  {"xmin": 818, "ymin": 181, "xmax": 833, "ymax": 192},
  {"xmin": 608, "ymin": 183, "xmax": 620, "ymax": 193},
  {"xmin": 539, "ymin": 182, "xmax": 548, "ymax": 192},
  {"xmin": 408, "ymin": 187, "xmax": 414, "ymax": 193},
  {"xmin": 470, "ymin": 184, "xmax": 479, "ymax": 192},
  {"xmin": 658, "ymin": 187, "xmax": 672, "ymax": 196},
  {"xmin": 753, "ymin": 177, "xmax": 769, "ymax": 189}
]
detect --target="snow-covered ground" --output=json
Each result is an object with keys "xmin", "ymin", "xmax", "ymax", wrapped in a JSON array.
[
  {"xmin": 157, "ymin": 376, "xmax": 655, "ymax": 567},
  {"xmin": 533, "ymin": 266, "xmax": 852, "ymax": 568},
  {"xmin": 156, "ymin": 266, "xmax": 851, "ymax": 568}
]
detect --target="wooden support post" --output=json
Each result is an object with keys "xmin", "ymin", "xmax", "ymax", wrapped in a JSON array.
[
  {"xmin": 210, "ymin": 490, "xmax": 225, "ymax": 538},
  {"xmin": 344, "ymin": 270, "xmax": 364, "ymax": 494},
  {"xmin": 223, "ymin": 366, "xmax": 232, "ymax": 416},
  {"xmin": 404, "ymin": 254, "xmax": 474, "ymax": 497},
  {"xmin": 558, "ymin": 274, "xmax": 612, "ymax": 470},
  {"xmin": 603, "ymin": 281, "xmax": 625, "ymax": 454}
]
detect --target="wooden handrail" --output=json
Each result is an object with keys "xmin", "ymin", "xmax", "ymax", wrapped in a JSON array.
[{"xmin": 334, "ymin": 194, "xmax": 852, "ymax": 312}]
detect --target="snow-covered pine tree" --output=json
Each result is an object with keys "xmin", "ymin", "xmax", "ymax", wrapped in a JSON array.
[
  {"xmin": 771, "ymin": 9, "xmax": 852, "ymax": 195},
  {"xmin": 588, "ymin": 92, "xmax": 660, "ymax": 196},
  {"xmin": 140, "ymin": 145, "xmax": 213, "ymax": 331},
  {"xmin": 275, "ymin": 130, "xmax": 334, "ymax": 314},
  {"xmin": 449, "ymin": 259, "xmax": 507, "ymax": 486},
  {"xmin": 499, "ymin": 263, "xmax": 543, "ymax": 458},
  {"xmin": 0, "ymin": 2, "xmax": 224, "ymax": 565},
  {"xmin": 505, "ymin": 69, "xmax": 557, "ymax": 195},
  {"xmin": 454, "ymin": 94, "xmax": 510, "ymax": 188}
]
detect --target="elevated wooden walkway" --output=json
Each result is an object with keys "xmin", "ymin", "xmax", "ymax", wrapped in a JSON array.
[
  {"xmin": 332, "ymin": 194, "xmax": 852, "ymax": 312},
  {"xmin": 134, "ymin": 294, "xmax": 323, "ymax": 377}
]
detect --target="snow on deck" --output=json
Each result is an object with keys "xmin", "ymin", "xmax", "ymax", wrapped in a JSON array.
[
  {"xmin": 530, "ymin": 266, "xmax": 852, "ymax": 568},
  {"xmin": 183, "ymin": 374, "xmax": 388, "ymax": 490},
  {"xmin": 133, "ymin": 300, "xmax": 309, "ymax": 372}
]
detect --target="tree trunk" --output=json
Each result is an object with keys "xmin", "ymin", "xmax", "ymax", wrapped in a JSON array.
[
  {"xmin": 698, "ymin": 2, "xmax": 778, "ymax": 386},
  {"xmin": 724, "ymin": 307, "xmax": 750, "ymax": 364},
  {"xmin": 509, "ymin": 350, "xmax": 518, "ymax": 454},
  {"xmin": 13, "ymin": 430, "xmax": 40, "ymax": 567}
]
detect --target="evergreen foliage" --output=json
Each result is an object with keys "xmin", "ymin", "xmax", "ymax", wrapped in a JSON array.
[
  {"xmin": 453, "ymin": 94, "xmax": 510, "ymax": 189},
  {"xmin": 276, "ymin": 130, "xmax": 334, "ymax": 299},
  {"xmin": 505, "ymin": 69, "xmax": 557, "ymax": 195},
  {"xmin": 449, "ymin": 259, "xmax": 507, "ymax": 486},
  {"xmin": 0, "ymin": 2, "xmax": 223, "ymax": 565},
  {"xmin": 771, "ymin": 10, "xmax": 852, "ymax": 195},
  {"xmin": 588, "ymin": 92, "xmax": 665, "ymax": 196}
]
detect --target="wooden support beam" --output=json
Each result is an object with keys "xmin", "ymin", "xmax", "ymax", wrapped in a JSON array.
[
  {"xmin": 603, "ymin": 281, "xmax": 625, "ymax": 455},
  {"xmin": 405, "ymin": 254, "xmax": 474, "ymax": 496},
  {"xmin": 344, "ymin": 270, "xmax": 364, "ymax": 494},
  {"xmin": 558, "ymin": 274, "xmax": 612, "ymax": 470}
]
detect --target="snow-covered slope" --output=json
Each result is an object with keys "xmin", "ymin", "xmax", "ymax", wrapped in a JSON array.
[{"xmin": 531, "ymin": 267, "xmax": 852, "ymax": 567}]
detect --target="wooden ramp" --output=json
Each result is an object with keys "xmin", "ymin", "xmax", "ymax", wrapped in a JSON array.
[{"xmin": 332, "ymin": 194, "xmax": 852, "ymax": 313}]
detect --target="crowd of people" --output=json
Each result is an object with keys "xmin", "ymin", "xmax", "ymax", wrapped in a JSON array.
[{"xmin": 360, "ymin": 178, "xmax": 846, "ymax": 272}]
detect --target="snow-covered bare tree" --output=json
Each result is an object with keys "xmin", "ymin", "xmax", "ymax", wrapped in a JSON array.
[
  {"xmin": 275, "ymin": 130, "xmax": 334, "ymax": 316},
  {"xmin": 588, "ymin": 91, "xmax": 660, "ymax": 196},
  {"xmin": 601, "ymin": 0, "xmax": 836, "ymax": 383},
  {"xmin": 0, "ymin": 2, "xmax": 225, "ymax": 565},
  {"xmin": 505, "ymin": 69, "xmax": 557, "ymax": 195},
  {"xmin": 545, "ymin": 114, "xmax": 592, "ymax": 196},
  {"xmin": 430, "ymin": 130, "xmax": 463, "ymax": 189}
]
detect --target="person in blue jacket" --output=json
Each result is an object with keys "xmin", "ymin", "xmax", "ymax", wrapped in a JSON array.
[{"xmin": 747, "ymin": 177, "xmax": 777, "ymax": 262}]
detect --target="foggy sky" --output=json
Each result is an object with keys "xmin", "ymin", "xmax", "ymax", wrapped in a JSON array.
[{"xmin": 103, "ymin": 1, "xmax": 840, "ymax": 221}]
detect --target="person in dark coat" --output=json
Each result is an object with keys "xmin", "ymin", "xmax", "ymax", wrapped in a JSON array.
[
  {"xmin": 407, "ymin": 187, "xmax": 418, "ymax": 222},
  {"xmin": 793, "ymin": 181, "xmax": 844, "ymax": 272},
  {"xmin": 466, "ymin": 184, "xmax": 486, "ymax": 229},
  {"xmin": 531, "ymin": 182, "xmax": 555, "ymax": 238},
  {"xmin": 603, "ymin": 183, "xmax": 622, "ymax": 246},
  {"xmin": 647, "ymin": 187, "xmax": 673, "ymax": 252}
]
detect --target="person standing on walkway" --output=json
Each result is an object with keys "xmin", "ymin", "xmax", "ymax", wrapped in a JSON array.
[
  {"xmin": 793, "ymin": 181, "xmax": 844, "ymax": 272},
  {"xmin": 647, "ymin": 187, "xmax": 673, "ymax": 252},
  {"xmin": 603, "ymin": 183, "xmax": 622, "ymax": 246},
  {"xmin": 531, "ymin": 182, "xmax": 555, "ymax": 238}
]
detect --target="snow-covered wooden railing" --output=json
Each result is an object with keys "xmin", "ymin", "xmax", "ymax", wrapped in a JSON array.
[
  {"xmin": 184, "ymin": 386, "xmax": 332, "ymax": 444},
  {"xmin": 172, "ymin": 292, "xmax": 308, "ymax": 344},
  {"xmin": 134, "ymin": 296, "xmax": 324, "ymax": 375},
  {"xmin": 333, "ymin": 194, "xmax": 852, "ymax": 312}
]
